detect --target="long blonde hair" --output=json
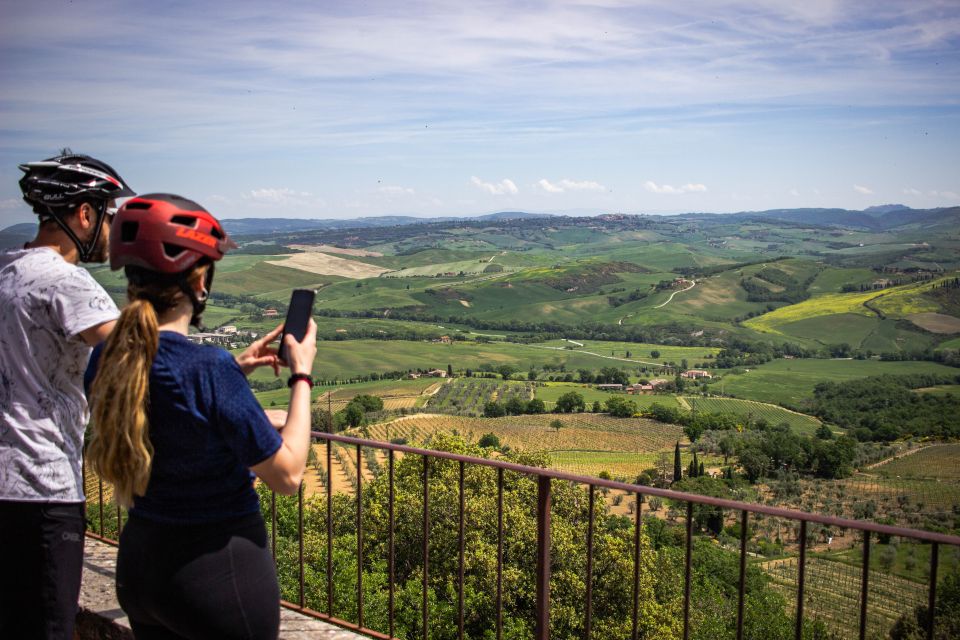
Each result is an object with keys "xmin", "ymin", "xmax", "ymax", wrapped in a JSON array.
[{"xmin": 87, "ymin": 264, "xmax": 208, "ymax": 506}]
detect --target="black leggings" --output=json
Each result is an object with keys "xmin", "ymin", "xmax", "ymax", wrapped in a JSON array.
[{"xmin": 116, "ymin": 512, "xmax": 280, "ymax": 640}]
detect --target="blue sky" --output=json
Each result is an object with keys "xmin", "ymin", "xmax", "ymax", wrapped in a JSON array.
[{"xmin": 1, "ymin": 0, "xmax": 959, "ymax": 223}]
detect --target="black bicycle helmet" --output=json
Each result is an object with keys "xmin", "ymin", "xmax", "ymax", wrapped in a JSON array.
[{"xmin": 18, "ymin": 151, "xmax": 135, "ymax": 262}]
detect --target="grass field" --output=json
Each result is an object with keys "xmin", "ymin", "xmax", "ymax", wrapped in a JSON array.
[
  {"xmin": 718, "ymin": 359, "xmax": 960, "ymax": 408},
  {"xmin": 744, "ymin": 277, "xmax": 955, "ymax": 338},
  {"xmin": 244, "ymin": 339, "xmax": 720, "ymax": 383},
  {"xmin": 536, "ymin": 340, "xmax": 720, "ymax": 364}
]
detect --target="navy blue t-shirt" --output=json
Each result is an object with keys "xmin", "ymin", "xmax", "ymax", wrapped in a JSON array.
[{"xmin": 85, "ymin": 332, "xmax": 282, "ymax": 524}]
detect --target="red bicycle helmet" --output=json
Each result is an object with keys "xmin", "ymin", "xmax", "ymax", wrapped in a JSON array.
[{"xmin": 110, "ymin": 193, "xmax": 236, "ymax": 273}]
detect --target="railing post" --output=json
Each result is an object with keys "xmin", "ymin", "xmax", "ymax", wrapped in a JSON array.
[
  {"xmin": 298, "ymin": 481, "xmax": 305, "ymax": 608},
  {"xmin": 356, "ymin": 444, "xmax": 363, "ymax": 629},
  {"xmin": 736, "ymin": 510, "xmax": 748, "ymax": 640},
  {"xmin": 326, "ymin": 439, "xmax": 333, "ymax": 616},
  {"xmin": 683, "ymin": 501, "xmax": 693, "ymax": 640},
  {"xmin": 795, "ymin": 520, "xmax": 807, "ymax": 640},
  {"xmin": 585, "ymin": 484, "xmax": 595, "ymax": 640},
  {"xmin": 927, "ymin": 542, "xmax": 939, "ymax": 640},
  {"xmin": 859, "ymin": 530, "xmax": 871, "ymax": 640},
  {"xmin": 496, "ymin": 467, "xmax": 504, "ymax": 640},
  {"xmin": 458, "ymin": 461, "xmax": 465, "ymax": 640},
  {"xmin": 536, "ymin": 475, "xmax": 552, "ymax": 640},
  {"xmin": 389, "ymin": 450, "xmax": 395, "ymax": 639},
  {"xmin": 422, "ymin": 456, "xmax": 430, "ymax": 639}
]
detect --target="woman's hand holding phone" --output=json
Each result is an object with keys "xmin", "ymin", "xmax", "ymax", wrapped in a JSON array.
[{"xmin": 283, "ymin": 318, "xmax": 317, "ymax": 376}]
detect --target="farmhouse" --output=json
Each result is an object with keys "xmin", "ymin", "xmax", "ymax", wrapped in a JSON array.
[
  {"xmin": 626, "ymin": 383, "xmax": 654, "ymax": 394},
  {"xmin": 681, "ymin": 369, "xmax": 712, "ymax": 379},
  {"xmin": 648, "ymin": 378, "xmax": 671, "ymax": 388},
  {"xmin": 596, "ymin": 383, "xmax": 623, "ymax": 391},
  {"xmin": 263, "ymin": 309, "xmax": 279, "ymax": 318},
  {"xmin": 427, "ymin": 369, "xmax": 448, "ymax": 378}
]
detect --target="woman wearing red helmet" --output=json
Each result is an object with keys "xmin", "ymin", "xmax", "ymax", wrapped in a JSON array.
[{"xmin": 84, "ymin": 194, "xmax": 316, "ymax": 639}]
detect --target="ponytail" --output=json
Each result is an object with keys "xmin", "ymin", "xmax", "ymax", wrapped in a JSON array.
[{"xmin": 88, "ymin": 299, "xmax": 159, "ymax": 507}]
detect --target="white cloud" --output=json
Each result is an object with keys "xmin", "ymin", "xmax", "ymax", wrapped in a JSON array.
[
  {"xmin": 788, "ymin": 188, "xmax": 800, "ymax": 197},
  {"xmin": 537, "ymin": 179, "xmax": 564, "ymax": 193},
  {"xmin": 853, "ymin": 184, "xmax": 874, "ymax": 195},
  {"xmin": 471, "ymin": 176, "xmax": 518, "ymax": 195},
  {"xmin": 378, "ymin": 185, "xmax": 416, "ymax": 196},
  {"xmin": 0, "ymin": 198, "xmax": 24, "ymax": 210},
  {"xmin": 903, "ymin": 187, "xmax": 922, "ymax": 196},
  {"xmin": 643, "ymin": 181, "xmax": 707, "ymax": 195},
  {"xmin": 243, "ymin": 188, "xmax": 313, "ymax": 204},
  {"xmin": 537, "ymin": 178, "xmax": 606, "ymax": 193},
  {"xmin": 932, "ymin": 190, "xmax": 959, "ymax": 200}
]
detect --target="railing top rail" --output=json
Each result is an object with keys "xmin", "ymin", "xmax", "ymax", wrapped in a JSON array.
[{"xmin": 313, "ymin": 430, "xmax": 960, "ymax": 547}]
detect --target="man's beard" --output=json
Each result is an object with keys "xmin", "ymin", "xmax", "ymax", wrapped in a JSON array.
[{"xmin": 83, "ymin": 225, "xmax": 109, "ymax": 263}]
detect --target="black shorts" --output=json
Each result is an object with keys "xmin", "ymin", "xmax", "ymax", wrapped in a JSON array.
[
  {"xmin": 116, "ymin": 511, "xmax": 280, "ymax": 640},
  {"xmin": 0, "ymin": 500, "xmax": 86, "ymax": 640}
]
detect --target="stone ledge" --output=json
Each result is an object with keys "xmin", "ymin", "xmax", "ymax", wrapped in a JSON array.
[{"xmin": 78, "ymin": 535, "xmax": 366, "ymax": 640}]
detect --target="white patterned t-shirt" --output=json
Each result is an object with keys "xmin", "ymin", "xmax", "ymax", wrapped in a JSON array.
[{"xmin": 0, "ymin": 246, "xmax": 119, "ymax": 502}]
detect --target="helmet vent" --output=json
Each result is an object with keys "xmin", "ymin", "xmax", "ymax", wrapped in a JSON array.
[
  {"xmin": 120, "ymin": 221, "xmax": 139, "ymax": 242},
  {"xmin": 210, "ymin": 227, "xmax": 224, "ymax": 239},
  {"xmin": 125, "ymin": 201, "xmax": 152, "ymax": 210},
  {"xmin": 170, "ymin": 215, "xmax": 196, "ymax": 227},
  {"xmin": 162, "ymin": 242, "xmax": 186, "ymax": 258}
]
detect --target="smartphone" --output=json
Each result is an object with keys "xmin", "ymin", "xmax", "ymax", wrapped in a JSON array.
[{"xmin": 278, "ymin": 289, "xmax": 316, "ymax": 364}]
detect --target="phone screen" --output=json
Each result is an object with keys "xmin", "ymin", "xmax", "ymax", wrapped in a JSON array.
[{"xmin": 279, "ymin": 289, "xmax": 315, "ymax": 364}]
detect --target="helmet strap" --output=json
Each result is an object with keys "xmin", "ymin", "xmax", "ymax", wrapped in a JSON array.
[
  {"xmin": 45, "ymin": 201, "xmax": 107, "ymax": 263},
  {"xmin": 177, "ymin": 262, "xmax": 215, "ymax": 330}
]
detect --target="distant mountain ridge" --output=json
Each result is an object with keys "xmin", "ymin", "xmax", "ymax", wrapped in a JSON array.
[{"xmin": 2, "ymin": 206, "xmax": 957, "ymax": 243}]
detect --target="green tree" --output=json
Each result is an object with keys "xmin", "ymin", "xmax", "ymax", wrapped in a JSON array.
[
  {"xmin": 890, "ymin": 571, "xmax": 960, "ymax": 640},
  {"xmin": 483, "ymin": 401, "xmax": 506, "ymax": 418},
  {"xmin": 504, "ymin": 396, "xmax": 526, "ymax": 416},
  {"xmin": 673, "ymin": 442, "xmax": 682, "ymax": 484},
  {"xmin": 525, "ymin": 398, "xmax": 546, "ymax": 414},
  {"xmin": 555, "ymin": 391, "xmax": 585, "ymax": 413},
  {"xmin": 605, "ymin": 396, "xmax": 638, "ymax": 418},
  {"xmin": 478, "ymin": 432, "xmax": 501, "ymax": 449},
  {"xmin": 343, "ymin": 402, "xmax": 364, "ymax": 428},
  {"xmin": 496, "ymin": 364, "xmax": 518, "ymax": 380}
]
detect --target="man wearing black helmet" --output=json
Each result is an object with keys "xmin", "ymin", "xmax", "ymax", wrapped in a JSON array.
[{"xmin": 0, "ymin": 150, "xmax": 134, "ymax": 639}]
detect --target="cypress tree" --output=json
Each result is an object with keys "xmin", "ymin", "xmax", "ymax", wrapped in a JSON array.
[
  {"xmin": 699, "ymin": 461, "xmax": 705, "ymax": 477},
  {"xmin": 673, "ymin": 442, "xmax": 682, "ymax": 483}
]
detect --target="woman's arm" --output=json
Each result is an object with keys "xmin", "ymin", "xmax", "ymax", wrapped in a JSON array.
[{"xmin": 251, "ymin": 319, "xmax": 317, "ymax": 495}]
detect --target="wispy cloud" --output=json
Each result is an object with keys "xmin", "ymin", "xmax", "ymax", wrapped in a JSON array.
[
  {"xmin": 471, "ymin": 176, "xmax": 518, "ymax": 195},
  {"xmin": 643, "ymin": 181, "xmax": 708, "ymax": 195},
  {"xmin": 853, "ymin": 184, "xmax": 874, "ymax": 195},
  {"xmin": 241, "ymin": 188, "xmax": 318, "ymax": 209},
  {"xmin": 536, "ymin": 178, "xmax": 606, "ymax": 193},
  {"xmin": 903, "ymin": 187, "xmax": 922, "ymax": 196},
  {"xmin": 378, "ymin": 185, "xmax": 416, "ymax": 197}
]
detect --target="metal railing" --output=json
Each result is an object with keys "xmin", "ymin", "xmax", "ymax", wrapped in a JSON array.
[{"xmin": 85, "ymin": 430, "xmax": 960, "ymax": 640}]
